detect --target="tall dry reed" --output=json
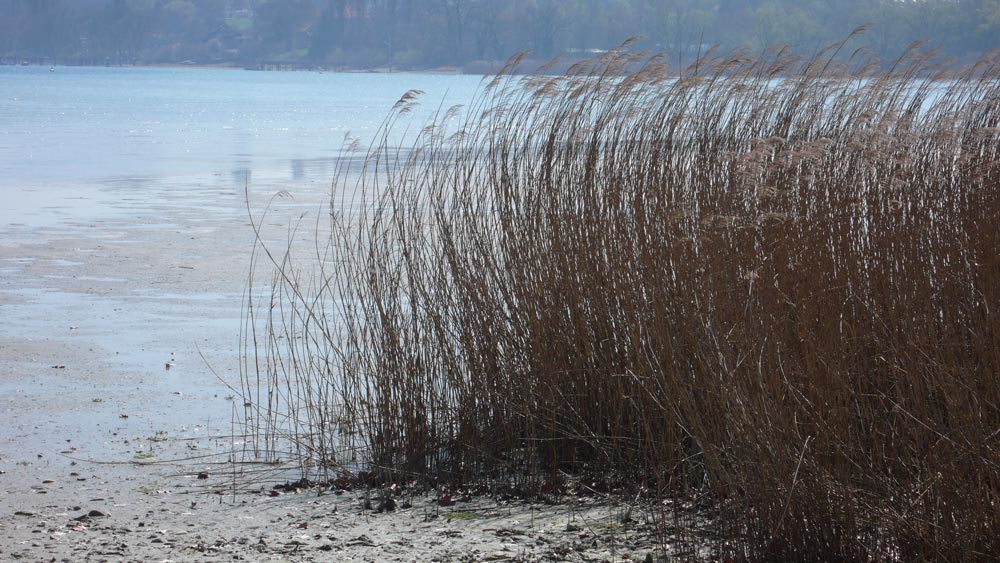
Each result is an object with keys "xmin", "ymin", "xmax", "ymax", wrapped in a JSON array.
[{"xmin": 241, "ymin": 37, "xmax": 1000, "ymax": 561}]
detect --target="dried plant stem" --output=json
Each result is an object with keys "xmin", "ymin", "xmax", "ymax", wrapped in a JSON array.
[{"xmin": 241, "ymin": 37, "xmax": 1000, "ymax": 562}]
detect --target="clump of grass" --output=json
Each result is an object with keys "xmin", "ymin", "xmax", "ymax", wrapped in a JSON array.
[
  {"xmin": 241, "ymin": 35, "xmax": 1000, "ymax": 561},
  {"xmin": 445, "ymin": 512, "xmax": 481, "ymax": 521}
]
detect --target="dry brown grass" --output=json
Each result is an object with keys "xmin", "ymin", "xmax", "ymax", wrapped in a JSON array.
[{"xmin": 240, "ymin": 37, "xmax": 1000, "ymax": 561}]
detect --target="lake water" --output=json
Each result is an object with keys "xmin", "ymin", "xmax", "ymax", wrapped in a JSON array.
[
  {"xmin": 0, "ymin": 66, "xmax": 484, "ymax": 476},
  {"xmin": 0, "ymin": 65, "xmax": 484, "ymax": 228}
]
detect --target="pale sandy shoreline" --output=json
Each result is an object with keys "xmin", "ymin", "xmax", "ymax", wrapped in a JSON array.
[{"xmin": 1, "ymin": 465, "xmax": 687, "ymax": 562}]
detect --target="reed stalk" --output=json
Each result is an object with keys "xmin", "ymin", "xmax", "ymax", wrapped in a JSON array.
[{"xmin": 241, "ymin": 38, "xmax": 1000, "ymax": 561}]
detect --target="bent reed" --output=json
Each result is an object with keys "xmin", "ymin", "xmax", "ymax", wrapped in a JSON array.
[{"xmin": 241, "ymin": 37, "xmax": 1000, "ymax": 561}]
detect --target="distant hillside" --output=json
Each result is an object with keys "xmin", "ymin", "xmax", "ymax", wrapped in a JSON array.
[{"xmin": 1, "ymin": 1, "xmax": 997, "ymax": 70}]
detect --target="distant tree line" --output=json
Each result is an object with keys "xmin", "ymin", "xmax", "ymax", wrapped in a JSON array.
[{"xmin": 1, "ymin": 0, "xmax": 998, "ymax": 69}]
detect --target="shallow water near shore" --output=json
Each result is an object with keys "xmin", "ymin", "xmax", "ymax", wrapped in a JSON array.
[{"xmin": 0, "ymin": 67, "xmax": 482, "ymax": 500}]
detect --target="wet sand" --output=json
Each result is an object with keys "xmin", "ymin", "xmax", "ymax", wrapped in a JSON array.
[{"xmin": 0, "ymin": 175, "xmax": 693, "ymax": 562}]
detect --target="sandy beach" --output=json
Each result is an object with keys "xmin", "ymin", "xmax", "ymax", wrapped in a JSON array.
[{"xmin": 2, "ymin": 478, "xmax": 674, "ymax": 562}]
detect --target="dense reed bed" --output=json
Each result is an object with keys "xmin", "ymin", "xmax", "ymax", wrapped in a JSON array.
[{"xmin": 241, "ymin": 39, "xmax": 1000, "ymax": 561}]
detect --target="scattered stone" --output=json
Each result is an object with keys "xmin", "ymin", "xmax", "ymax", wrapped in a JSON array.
[
  {"xmin": 74, "ymin": 509, "xmax": 108, "ymax": 522},
  {"xmin": 345, "ymin": 534, "xmax": 377, "ymax": 547}
]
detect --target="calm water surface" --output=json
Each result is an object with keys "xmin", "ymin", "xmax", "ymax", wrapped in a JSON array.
[
  {"xmin": 0, "ymin": 66, "xmax": 483, "ymax": 227},
  {"xmin": 0, "ymin": 67, "xmax": 483, "ymax": 460}
]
